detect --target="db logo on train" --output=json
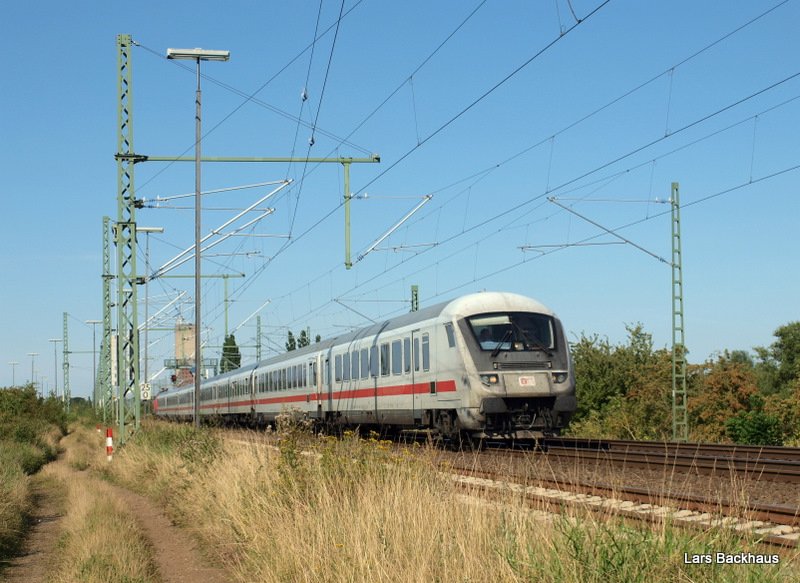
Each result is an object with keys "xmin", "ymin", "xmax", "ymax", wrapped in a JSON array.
[{"xmin": 518, "ymin": 376, "xmax": 536, "ymax": 387}]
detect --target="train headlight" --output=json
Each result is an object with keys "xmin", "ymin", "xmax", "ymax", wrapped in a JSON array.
[
  {"xmin": 553, "ymin": 372, "xmax": 568, "ymax": 384},
  {"xmin": 480, "ymin": 374, "xmax": 499, "ymax": 386}
]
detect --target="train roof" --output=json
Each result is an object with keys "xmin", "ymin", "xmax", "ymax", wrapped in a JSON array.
[
  {"xmin": 256, "ymin": 291, "xmax": 554, "ymax": 364},
  {"xmin": 159, "ymin": 292, "xmax": 554, "ymax": 394}
]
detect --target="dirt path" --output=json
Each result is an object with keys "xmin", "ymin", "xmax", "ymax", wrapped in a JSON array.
[
  {"xmin": 2, "ymin": 475, "xmax": 64, "ymax": 583},
  {"xmin": 2, "ymin": 432, "xmax": 230, "ymax": 583},
  {"xmin": 108, "ymin": 485, "xmax": 230, "ymax": 583}
]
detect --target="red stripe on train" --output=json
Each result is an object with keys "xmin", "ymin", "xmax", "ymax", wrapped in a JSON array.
[{"xmin": 158, "ymin": 379, "xmax": 457, "ymax": 413}]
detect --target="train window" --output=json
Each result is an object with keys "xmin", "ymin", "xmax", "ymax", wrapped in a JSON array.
[
  {"xmin": 351, "ymin": 351, "xmax": 359, "ymax": 381},
  {"xmin": 335, "ymin": 355, "xmax": 342, "ymax": 382},
  {"xmin": 281, "ymin": 368, "xmax": 286, "ymax": 391},
  {"xmin": 414, "ymin": 338, "xmax": 420, "ymax": 372},
  {"xmin": 324, "ymin": 358, "xmax": 330, "ymax": 385},
  {"xmin": 445, "ymin": 323, "xmax": 456, "ymax": 348},
  {"xmin": 360, "ymin": 348, "xmax": 369, "ymax": 379},
  {"xmin": 422, "ymin": 334, "xmax": 430, "ymax": 372},
  {"xmin": 310, "ymin": 362, "xmax": 316, "ymax": 387},
  {"xmin": 343, "ymin": 353, "xmax": 351, "ymax": 381},
  {"xmin": 370, "ymin": 346, "xmax": 378, "ymax": 377},
  {"xmin": 392, "ymin": 340, "xmax": 402, "ymax": 375},
  {"xmin": 468, "ymin": 312, "xmax": 554, "ymax": 352},
  {"xmin": 404, "ymin": 338, "xmax": 411, "ymax": 373},
  {"xmin": 380, "ymin": 343, "xmax": 390, "ymax": 376}
]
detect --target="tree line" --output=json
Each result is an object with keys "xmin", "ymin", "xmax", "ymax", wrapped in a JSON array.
[
  {"xmin": 568, "ymin": 322, "xmax": 800, "ymax": 445},
  {"xmin": 216, "ymin": 320, "xmax": 800, "ymax": 445}
]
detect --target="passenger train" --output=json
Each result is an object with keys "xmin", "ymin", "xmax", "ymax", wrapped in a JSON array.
[{"xmin": 154, "ymin": 292, "xmax": 576, "ymax": 441}]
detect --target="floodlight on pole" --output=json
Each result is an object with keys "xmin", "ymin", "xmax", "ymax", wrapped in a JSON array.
[{"xmin": 166, "ymin": 46, "xmax": 230, "ymax": 428}]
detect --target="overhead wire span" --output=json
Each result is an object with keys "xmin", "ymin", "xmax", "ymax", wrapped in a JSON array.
[
  {"xmin": 132, "ymin": 0, "xmax": 371, "ymax": 192},
  {"xmin": 223, "ymin": 0, "xmax": 611, "ymax": 325},
  {"xmin": 351, "ymin": 0, "xmax": 613, "ymax": 198},
  {"xmin": 140, "ymin": 180, "xmax": 286, "ymax": 204},
  {"xmin": 286, "ymin": 0, "xmax": 348, "ymax": 243},
  {"xmin": 356, "ymin": 195, "xmax": 433, "ymax": 263},
  {"xmin": 195, "ymin": 1, "xmax": 794, "ymax": 345},
  {"xmin": 324, "ymin": 160, "xmax": 800, "ymax": 332},
  {"xmin": 153, "ymin": 180, "xmax": 290, "ymax": 278},
  {"xmin": 547, "ymin": 197, "xmax": 671, "ymax": 264}
]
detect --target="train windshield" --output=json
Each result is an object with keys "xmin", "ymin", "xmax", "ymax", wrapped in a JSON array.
[{"xmin": 468, "ymin": 312, "xmax": 554, "ymax": 353}]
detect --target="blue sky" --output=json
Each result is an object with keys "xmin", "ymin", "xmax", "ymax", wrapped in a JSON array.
[{"xmin": 1, "ymin": 1, "xmax": 798, "ymax": 398}]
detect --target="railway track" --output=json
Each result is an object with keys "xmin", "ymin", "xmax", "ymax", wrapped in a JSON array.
[
  {"xmin": 447, "ymin": 467, "xmax": 800, "ymax": 548},
  {"xmin": 538, "ymin": 437, "xmax": 800, "ymax": 482},
  {"xmin": 441, "ymin": 439, "xmax": 800, "ymax": 548}
]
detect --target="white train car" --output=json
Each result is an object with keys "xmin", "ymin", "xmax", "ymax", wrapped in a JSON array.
[{"xmin": 155, "ymin": 291, "xmax": 576, "ymax": 440}]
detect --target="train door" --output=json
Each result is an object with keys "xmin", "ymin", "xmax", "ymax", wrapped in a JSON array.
[
  {"xmin": 325, "ymin": 348, "xmax": 333, "ymax": 414},
  {"xmin": 411, "ymin": 329, "xmax": 419, "ymax": 422},
  {"xmin": 312, "ymin": 356, "xmax": 322, "ymax": 419}
]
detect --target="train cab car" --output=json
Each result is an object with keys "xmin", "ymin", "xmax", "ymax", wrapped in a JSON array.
[
  {"xmin": 155, "ymin": 291, "xmax": 576, "ymax": 442},
  {"xmin": 450, "ymin": 293, "xmax": 575, "ymax": 439}
]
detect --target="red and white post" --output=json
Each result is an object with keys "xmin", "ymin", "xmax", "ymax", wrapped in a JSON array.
[{"xmin": 106, "ymin": 427, "xmax": 114, "ymax": 462}]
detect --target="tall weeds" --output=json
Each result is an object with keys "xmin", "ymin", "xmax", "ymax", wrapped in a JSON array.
[
  {"xmin": 44, "ymin": 427, "xmax": 161, "ymax": 583},
  {"xmin": 107, "ymin": 420, "xmax": 798, "ymax": 582}
]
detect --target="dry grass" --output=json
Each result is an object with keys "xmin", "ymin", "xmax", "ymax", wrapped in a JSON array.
[
  {"xmin": 43, "ymin": 427, "xmax": 161, "ymax": 583},
  {"xmin": 0, "ymin": 457, "xmax": 30, "ymax": 560},
  {"xmin": 103, "ymin": 419, "xmax": 800, "ymax": 583}
]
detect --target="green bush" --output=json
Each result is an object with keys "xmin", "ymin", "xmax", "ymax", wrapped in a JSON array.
[
  {"xmin": 0, "ymin": 386, "xmax": 65, "ymax": 475},
  {"xmin": 725, "ymin": 410, "xmax": 783, "ymax": 446}
]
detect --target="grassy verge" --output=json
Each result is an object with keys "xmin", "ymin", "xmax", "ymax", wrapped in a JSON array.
[
  {"xmin": 0, "ymin": 386, "xmax": 66, "ymax": 563},
  {"xmin": 105, "ymin": 419, "xmax": 799, "ymax": 583},
  {"xmin": 43, "ymin": 426, "xmax": 161, "ymax": 583}
]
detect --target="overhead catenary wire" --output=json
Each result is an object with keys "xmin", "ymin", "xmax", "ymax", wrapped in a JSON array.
[
  {"xmin": 132, "ymin": 0, "xmax": 371, "ymax": 193},
  {"xmin": 215, "ymin": 0, "xmax": 611, "ymax": 311},
  {"xmin": 223, "ymin": 80, "xmax": 800, "ymax": 348},
  {"xmin": 285, "ymin": 0, "xmax": 348, "ymax": 241},
  {"xmin": 145, "ymin": 3, "xmax": 792, "ymax": 360},
  {"xmin": 134, "ymin": 2, "xmax": 785, "ymax": 334},
  {"xmin": 270, "ymin": 84, "xmax": 800, "ymax": 335},
  {"xmin": 187, "ymin": 0, "xmax": 608, "ymax": 333}
]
